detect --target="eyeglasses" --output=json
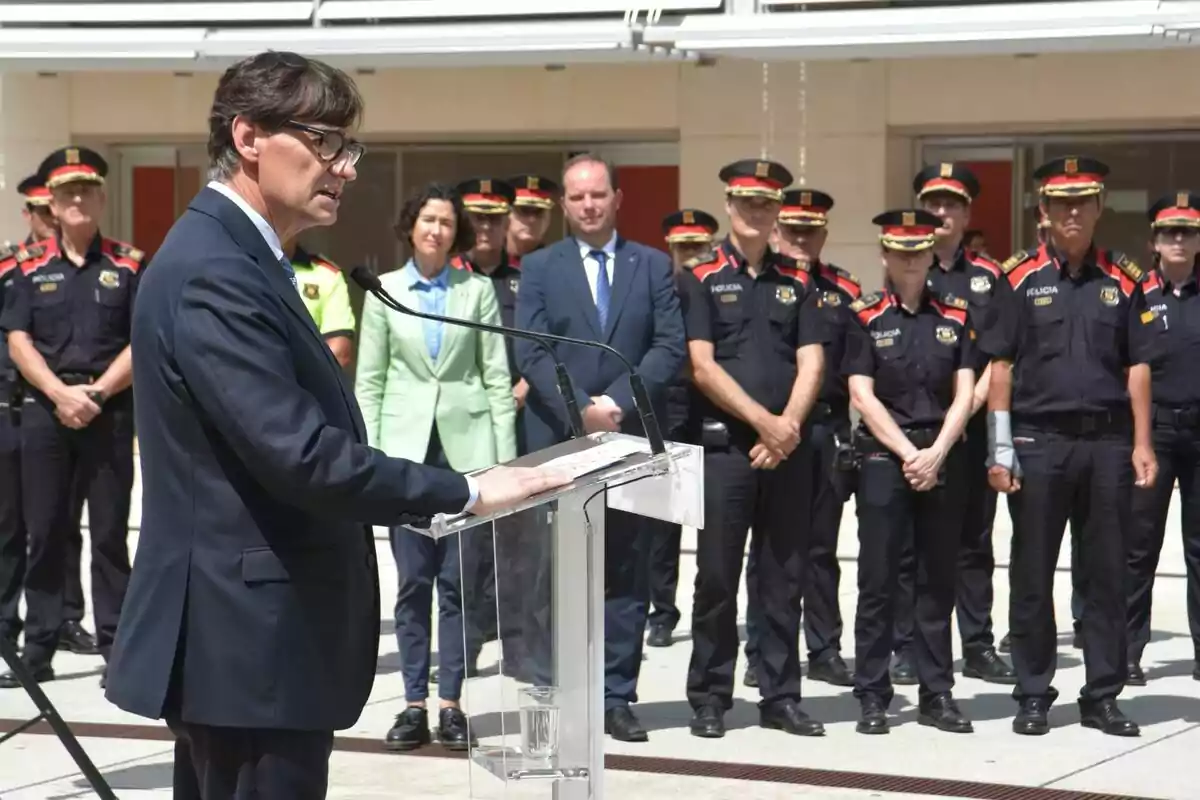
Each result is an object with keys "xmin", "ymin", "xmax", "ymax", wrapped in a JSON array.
[{"xmin": 282, "ymin": 121, "xmax": 365, "ymax": 167}]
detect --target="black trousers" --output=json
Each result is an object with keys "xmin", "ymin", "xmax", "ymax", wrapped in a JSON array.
[
  {"xmin": 1128, "ymin": 420, "xmax": 1200, "ymax": 664},
  {"xmin": 19, "ymin": 396, "xmax": 133, "ymax": 664},
  {"xmin": 460, "ymin": 527, "xmax": 496, "ymax": 664},
  {"xmin": 688, "ymin": 440, "xmax": 811, "ymax": 710},
  {"xmin": 0, "ymin": 403, "xmax": 23, "ymax": 641},
  {"xmin": 494, "ymin": 508, "xmax": 552, "ymax": 684},
  {"xmin": 893, "ymin": 414, "xmax": 998, "ymax": 656},
  {"xmin": 647, "ymin": 519, "xmax": 682, "ymax": 632},
  {"xmin": 853, "ymin": 443, "xmax": 966, "ymax": 706},
  {"xmin": 745, "ymin": 418, "xmax": 847, "ymax": 667},
  {"xmin": 63, "ymin": 478, "xmax": 86, "ymax": 624},
  {"xmin": 1008, "ymin": 422, "xmax": 1132, "ymax": 704},
  {"xmin": 168, "ymin": 719, "xmax": 334, "ymax": 800}
]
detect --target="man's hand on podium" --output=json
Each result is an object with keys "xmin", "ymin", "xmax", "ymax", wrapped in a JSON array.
[{"xmin": 471, "ymin": 466, "xmax": 573, "ymax": 517}]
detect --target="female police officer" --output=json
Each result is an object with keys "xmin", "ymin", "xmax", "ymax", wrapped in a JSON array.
[{"xmin": 843, "ymin": 209, "xmax": 977, "ymax": 735}]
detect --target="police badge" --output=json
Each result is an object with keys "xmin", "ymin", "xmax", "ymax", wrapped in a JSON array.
[
  {"xmin": 303, "ymin": 283, "xmax": 320, "ymax": 300},
  {"xmin": 776, "ymin": 285, "xmax": 797, "ymax": 305},
  {"xmin": 98, "ymin": 269, "xmax": 120, "ymax": 289},
  {"xmin": 823, "ymin": 291, "xmax": 841, "ymax": 306},
  {"xmin": 935, "ymin": 325, "xmax": 958, "ymax": 345},
  {"xmin": 508, "ymin": 277, "xmax": 520, "ymax": 294},
  {"xmin": 1099, "ymin": 285, "xmax": 1119, "ymax": 307},
  {"xmin": 969, "ymin": 275, "xmax": 991, "ymax": 294}
]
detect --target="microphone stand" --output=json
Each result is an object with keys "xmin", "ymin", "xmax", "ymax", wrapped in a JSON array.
[{"xmin": 349, "ymin": 266, "xmax": 666, "ymax": 456}]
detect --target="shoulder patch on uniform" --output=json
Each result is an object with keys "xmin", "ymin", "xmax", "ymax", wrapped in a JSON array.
[
  {"xmin": 1114, "ymin": 253, "xmax": 1144, "ymax": 283},
  {"xmin": 828, "ymin": 264, "xmax": 860, "ymax": 285},
  {"xmin": 312, "ymin": 254, "xmax": 340, "ymax": 273},
  {"xmin": 690, "ymin": 251, "xmax": 730, "ymax": 281},
  {"xmin": 15, "ymin": 244, "xmax": 45, "ymax": 263},
  {"xmin": 0, "ymin": 243, "xmax": 17, "ymax": 262},
  {"xmin": 110, "ymin": 241, "xmax": 145, "ymax": 262},
  {"xmin": 1001, "ymin": 249, "xmax": 1032, "ymax": 274},
  {"xmin": 849, "ymin": 292, "xmax": 883, "ymax": 313}
]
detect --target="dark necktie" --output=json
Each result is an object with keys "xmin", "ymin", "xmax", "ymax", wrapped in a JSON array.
[
  {"xmin": 592, "ymin": 249, "xmax": 610, "ymax": 330},
  {"xmin": 280, "ymin": 255, "xmax": 297, "ymax": 289}
]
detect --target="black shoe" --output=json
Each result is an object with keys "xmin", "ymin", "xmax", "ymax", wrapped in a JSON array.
[
  {"xmin": 856, "ymin": 695, "xmax": 888, "ymax": 735},
  {"xmin": 646, "ymin": 626, "xmax": 673, "ymax": 648},
  {"xmin": 760, "ymin": 699, "xmax": 825, "ymax": 737},
  {"xmin": 742, "ymin": 665, "xmax": 759, "ymax": 688},
  {"xmin": 962, "ymin": 647, "xmax": 1016, "ymax": 685},
  {"xmin": 689, "ymin": 704, "xmax": 725, "ymax": 738},
  {"xmin": 0, "ymin": 663, "xmax": 55, "ymax": 689},
  {"xmin": 1072, "ymin": 621, "xmax": 1083, "ymax": 650},
  {"xmin": 57, "ymin": 622, "xmax": 98, "ymax": 655},
  {"xmin": 1012, "ymin": 698, "xmax": 1050, "ymax": 735},
  {"xmin": 604, "ymin": 706, "xmax": 648, "ymax": 742},
  {"xmin": 1079, "ymin": 698, "xmax": 1139, "ymax": 737},
  {"xmin": 890, "ymin": 654, "xmax": 917, "ymax": 686},
  {"xmin": 1127, "ymin": 662, "xmax": 1146, "ymax": 687},
  {"xmin": 997, "ymin": 633, "xmax": 1012, "ymax": 654},
  {"xmin": 918, "ymin": 693, "xmax": 973, "ymax": 733},
  {"xmin": 385, "ymin": 707, "xmax": 431, "ymax": 751},
  {"xmin": 437, "ymin": 707, "xmax": 476, "ymax": 751},
  {"xmin": 807, "ymin": 653, "xmax": 853, "ymax": 687}
]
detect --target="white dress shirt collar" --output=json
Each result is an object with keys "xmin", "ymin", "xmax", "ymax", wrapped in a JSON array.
[
  {"xmin": 576, "ymin": 231, "xmax": 618, "ymax": 261},
  {"xmin": 207, "ymin": 180, "xmax": 285, "ymax": 263}
]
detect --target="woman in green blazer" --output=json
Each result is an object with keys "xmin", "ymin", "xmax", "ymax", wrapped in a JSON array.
[{"xmin": 356, "ymin": 183, "xmax": 516, "ymax": 752}]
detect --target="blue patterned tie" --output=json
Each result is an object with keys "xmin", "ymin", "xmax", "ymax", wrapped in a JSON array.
[
  {"xmin": 280, "ymin": 255, "xmax": 298, "ymax": 289},
  {"xmin": 592, "ymin": 249, "xmax": 610, "ymax": 331}
]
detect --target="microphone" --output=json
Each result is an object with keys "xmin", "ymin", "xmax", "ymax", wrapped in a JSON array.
[{"xmin": 349, "ymin": 266, "xmax": 667, "ymax": 456}]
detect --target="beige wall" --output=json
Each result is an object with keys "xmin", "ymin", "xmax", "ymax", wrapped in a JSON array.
[{"xmin": 4, "ymin": 48, "xmax": 1200, "ymax": 278}]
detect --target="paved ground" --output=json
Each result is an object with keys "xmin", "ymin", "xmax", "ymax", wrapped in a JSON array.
[{"xmin": 1, "ymin": 468, "xmax": 1197, "ymax": 799}]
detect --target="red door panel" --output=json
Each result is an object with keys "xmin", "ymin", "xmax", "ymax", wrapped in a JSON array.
[
  {"xmin": 959, "ymin": 160, "xmax": 1013, "ymax": 262},
  {"xmin": 615, "ymin": 165, "xmax": 679, "ymax": 253},
  {"xmin": 132, "ymin": 166, "xmax": 177, "ymax": 258}
]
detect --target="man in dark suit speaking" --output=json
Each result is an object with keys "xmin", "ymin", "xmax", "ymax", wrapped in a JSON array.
[
  {"xmin": 516, "ymin": 153, "xmax": 686, "ymax": 742},
  {"xmin": 104, "ymin": 51, "xmax": 565, "ymax": 799}
]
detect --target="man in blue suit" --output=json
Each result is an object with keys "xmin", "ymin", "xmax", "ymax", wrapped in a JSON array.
[
  {"xmin": 516, "ymin": 153, "xmax": 686, "ymax": 742},
  {"xmin": 104, "ymin": 51, "xmax": 565, "ymax": 800}
]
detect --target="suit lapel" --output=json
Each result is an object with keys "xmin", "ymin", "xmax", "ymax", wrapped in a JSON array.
[
  {"xmin": 604, "ymin": 238, "xmax": 639, "ymax": 341},
  {"xmin": 437, "ymin": 269, "xmax": 470, "ymax": 376},
  {"xmin": 193, "ymin": 188, "xmax": 366, "ymax": 441},
  {"xmin": 562, "ymin": 240, "xmax": 602, "ymax": 339},
  {"xmin": 393, "ymin": 279, "xmax": 437, "ymax": 377}
]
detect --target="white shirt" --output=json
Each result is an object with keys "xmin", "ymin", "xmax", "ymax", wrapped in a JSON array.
[
  {"xmin": 207, "ymin": 181, "xmax": 480, "ymax": 513},
  {"xmin": 207, "ymin": 181, "xmax": 285, "ymax": 263},
  {"xmin": 575, "ymin": 232, "xmax": 620, "ymax": 411},
  {"xmin": 577, "ymin": 232, "xmax": 618, "ymax": 305}
]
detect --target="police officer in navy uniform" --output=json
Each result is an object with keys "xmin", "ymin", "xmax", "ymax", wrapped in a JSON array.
[
  {"xmin": 0, "ymin": 147, "xmax": 142, "ymax": 688},
  {"xmin": 844, "ymin": 209, "xmax": 978, "ymax": 735},
  {"xmin": 680, "ymin": 159, "xmax": 828, "ymax": 739},
  {"xmin": 910, "ymin": 162, "xmax": 1016, "ymax": 685},
  {"xmin": 982, "ymin": 156, "xmax": 1164, "ymax": 737},
  {"xmin": 447, "ymin": 177, "xmax": 521, "ymax": 677},
  {"xmin": 0, "ymin": 243, "xmax": 21, "ymax": 650},
  {"xmin": 743, "ymin": 189, "xmax": 857, "ymax": 689},
  {"xmin": 0, "ymin": 175, "xmax": 97, "ymax": 657},
  {"xmin": 1125, "ymin": 191, "xmax": 1200, "ymax": 685},
  {"xmin": 644, "ymin": 208, "xmax": 716, "ymax": 649},
  {"xmin": 491, "ymin": 175, "xmax": 560, "ymax": 686}
]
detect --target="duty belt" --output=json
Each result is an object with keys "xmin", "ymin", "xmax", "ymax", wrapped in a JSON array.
[
  {"xmin": 57, "ymin": 372, "xmax": 98, "ymax": 386},
  {"xmin": 1018, "ymin": 410, "xmax": 1130, "ymax": 436},
  {"xmin": 1153, "ymin": 405, "xmax": 1200, "ymax": 428}
]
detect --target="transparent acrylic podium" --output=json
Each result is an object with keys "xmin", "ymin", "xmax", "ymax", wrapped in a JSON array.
[{"xmin": 407, "ymin": 432, "xmax": 702, "ymax": 800}]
